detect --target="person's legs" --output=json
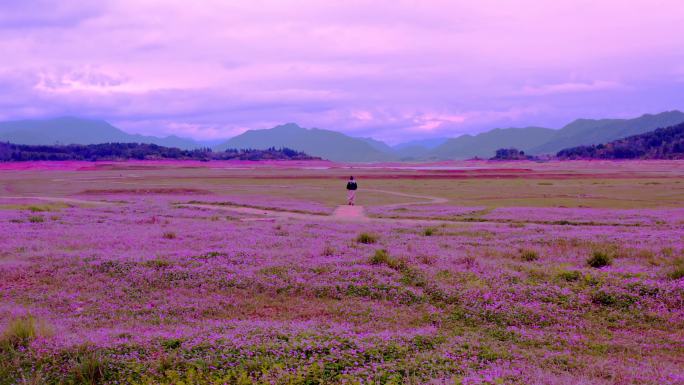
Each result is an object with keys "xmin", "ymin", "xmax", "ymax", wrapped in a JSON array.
[{"xmin": 348, "ymin": 190, "xmax": 356, "ymax": 205}]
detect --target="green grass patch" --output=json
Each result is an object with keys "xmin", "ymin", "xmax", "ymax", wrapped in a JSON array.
[
  {"xmin": 1, "ymin": 315, "xmax": 51, "ymax": 349},
  {"xmin": 587, "ymin": 250, "xmax": 612, "ymax": 268},
  {"xmin": 668, "ymin": 259, "xmax": 684, "ymax": 280},
  {"xmin": 356, "ymin": 232, "xmax": 378, "ymax": 244},
  {"xmin": 557, "ymin": 269, "xmax": 581, "ymax": 282},
  {"xmin": 519, "ymin": 249, "xmax": 539, "ymax": 262},
  {"xmin": 422, "ymin": 227, "xmax": 437, "ymax": 236},
  {"xmin": 28, "ymin": 215, "xmax": 45, "ymax": 223},
  {"xmin": 591, "ymin": 290, "xmax": 637, "ymax": 308},
  {"xmin": 143, "ymin": 258, "xmax": 172, "ymax": 269}
]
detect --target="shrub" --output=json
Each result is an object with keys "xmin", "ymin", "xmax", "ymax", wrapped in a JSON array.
[
  {"xmin": 2, "ymin": 316, "xmax": 37, "ymax": 348},
  {"xmin": 557, "ymin": 270, "xmax": 581, "ymax": 282},
  {"xmin": 356, "ymin": 233, "xmax": 378, "ymax": 244},
  {"xmin": 423, "ymin": 227, "xmax": 437, "ymax": 236},
  {"xmin": 369, "ymin": 249, "xmax": 391, "ymax": 265},
  {"xmin": 668, "ymin": 264, "xmax": 684, "ymax": 280},
  {"xmin": 520, "ymin": 249, "xmax": 539, "ymax": 262},
  {"xmin": 591, "ymin": 290, "xmax": 636, "ymax": 308},
  {"xmin": 194, "ymin": 251, "xmax": 224, "ymax": 260},
  {"xmin": 28, "ymin": 216, "xmax": 45, "ymax": 223},
  {"xmin": 591, "ymin": 291, "xmax": 617, "ymax": 306},
  {"xmin": 162, "ymin": 231, "xmax": 177, "ymax": 240},
  {"xmin": 143, "ymin": 259, "xmax": 172, "ymax": 269},
  {"xmin": 587, "ymin": 250, "xmax": 612, "ymax": 268},
  {"xmin": 419, "ymin": 254, "xmax": 436, "ymax": 265},
  {"xmin": 669, "ymin": 268, "xmax": 684, "ymax": 280},
  {"xmin": 322, "ymin": 245, "xmax": 335, "ymax": 256},
  {"xmin": 27, "ymin": 205, "xmax": 49, "ymax": 212},
  {"xmin": 71, "ymin": 352, "xmax": 107, "ymax": 385},
  {"xmin": 369, "ymin": 249, "xmax": 408, "ymax": 272},
  {"xmin": 161, "ymin": 338, "xmax": 182, "ymax": 350},
  {"xmin": 259, "ymin": 265, "xmax": 288, "ymax": 278}
]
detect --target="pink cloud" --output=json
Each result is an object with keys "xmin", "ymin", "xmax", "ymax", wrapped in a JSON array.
[
  {"xmin": 412, "ymin": 114, "xmax": 467, "ymax": 132},
  {"xmin": 519, "ymin": 81, "xmax": 626, "ymax": 96},
  {"xmin": 0, "ymin": 0, "xmax": 683, "ymax": 142},
  {"xmin": 351, "ymin": 110, "xmax": 374, "ymax": 122}
]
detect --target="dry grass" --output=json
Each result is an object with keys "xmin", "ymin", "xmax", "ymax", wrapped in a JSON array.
[{"xmin": 1, "ymin": 315, "xmax": 52, "ymax": 348}]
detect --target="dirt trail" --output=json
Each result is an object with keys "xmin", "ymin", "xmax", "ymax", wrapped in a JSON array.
[
  {"xmin": 331, "ymin": 205, "xmax": 369, "ymax": 221},
  {"xmin": 183, "ymin": 202, "xmax": 456, "ymax": 225},
  {"xmin": 364, "ymin": 188, "xmax": 448, "ymax": 208},
  {"xmin": 182, "ymin": 189, "xmax": 447, "ymax": 223},
  {"xmin": 1, "ymin": 190, "xmax": 450, "ymax": 225},
  {"xmin": 185, "ymin": 204, "xmax": 326, "ymax": 221},
  {"xmin": 183, "ymin": 203, "xmax": 372, "ymax": 222},
  {"xmin": 0, "ymin": 196, "xmax": 113, "ymax": 206}
]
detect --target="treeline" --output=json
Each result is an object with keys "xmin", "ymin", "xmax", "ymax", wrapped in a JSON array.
[
  {"xmin": 0, "ymin": 142, "xmax": 319, "ymax": 161},
  {"xmin": 489, "ymin": 148, "xmax": 537, "ymax": 161},
  {"xmin": 557, "ymin": 122, "xmax": 684, "ymax": 160}
]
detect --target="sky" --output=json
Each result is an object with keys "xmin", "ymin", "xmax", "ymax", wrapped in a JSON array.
[{"xmin": 1, "ymin": 0, "xmax": 683, "ymax": 144}]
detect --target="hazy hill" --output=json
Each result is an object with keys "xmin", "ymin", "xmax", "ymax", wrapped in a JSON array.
[
  {"xmin": 557, "ymin": 122, "xmax": 684, "ymax": 159},
  {"xmin": 214, "ymin": 123, "xmax": 395, "ymax": 162},
  {"xmin": 529, "ymin": 111, "xmax": 684, "ymax": 154},
  {"xmin": 0, "ymin": 117, "xmax": 202, "ymax": 149},
  {"xmin": 425, "ymin": 111, "xmax": 684, "ymax": 159},
  {"xmin": 355, "ymin": 137, "xmax": 451, "ymax": 160},
  {"xmin": 392, "ymin": 145, "xmax": 432, "ymax": 160},
  {"xmin": 427, "ymin": 127, "xmax": 556, "ymax": 159},
  {"xmin": 390, "ymin": 137, "xmax": 449, "ymax": 160},
  {"xmin": 358, "ymin": 137, "xmax": 395, "ymax": 154},
  {"xmin": 393, "ymin": 137, "xmax": 449, "ymax": 150},
  {"xmin": 3, "ymin": 111, "xmax": 684, "ymax": 162}
]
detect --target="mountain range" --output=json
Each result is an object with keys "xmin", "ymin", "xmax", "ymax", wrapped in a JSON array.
[
  {"xmin": 214, "ymin": 123, "xmax": 394, "ymax": 162},
  {"xmin": 426, "ymin": 110, "xmax": 684, "ymax": 159},
  {"xmin": 1, "ymin": 111, "xmax": 683, "ymax": 161},
  {"xmin": 557, "ymin": 121, "xmax": 684, "ymax": 159},
  {"xmin": 0, "ymin": 117, "xmax": 203, "ymax": 150}
]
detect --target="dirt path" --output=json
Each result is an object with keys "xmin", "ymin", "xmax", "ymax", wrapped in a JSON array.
[
  {"xmin": 331, "ymin": 205, "xmax": 369, "ymax": 221},
  {"xmin": 364, "ymin": 188, "xmax": 448, "ymax": 208},
  {"xmin": 182, "ymin": 189, "xmax": 448, "ymax": 223},
  {"xmin": 0, "ymin": 196, "xmax": 113, "ymax": 206},
  {"xmin": 181, "ymin": 202, "xmax": 466, "ymax": 226},
  {"xmin": 183, "ymin": 203, "xmax": 373, "ymax": 222},
  {"xmin": 1, "ymin": 189, "xmax": 450, "ymax": 225}
]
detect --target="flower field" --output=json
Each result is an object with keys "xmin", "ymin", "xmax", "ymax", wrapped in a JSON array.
[{"xmin": 1, "ymin": 161, "xmax": 683, "ymax": 384}]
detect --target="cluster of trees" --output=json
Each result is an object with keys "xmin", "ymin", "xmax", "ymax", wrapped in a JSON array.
[
  {"xmin": 0, "ymin": 142, "xmax": 319, "ymax": 162},
  {"xmin": 489, "ymin": 148, "xmax": 537, "ymax": 161},
  {"xmin": 557, "ymin": 122, "xmax": 684, "ymax": 160}
]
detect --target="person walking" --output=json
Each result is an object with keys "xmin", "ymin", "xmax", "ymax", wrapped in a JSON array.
[{"xmin": 346, "ymin": 176, "xmax": 357, "ymax": 205}]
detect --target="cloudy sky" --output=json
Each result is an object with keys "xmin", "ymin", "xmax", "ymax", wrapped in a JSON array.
[{"xmin": 1, "ymin": 0, "xmax": 683, "ymax": 143}]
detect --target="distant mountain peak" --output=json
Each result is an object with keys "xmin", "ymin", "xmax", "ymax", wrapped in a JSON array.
[
  {"xmin": 271, "ymin": 122, "xmax": 305, "ymax": 132},
  {"xmin": 214, "ymin": 122, "xmax": 395, "ymax": 162},
  {"xmin": 0, "ymin": 116, "xmax": 203, "ymax": 149}
]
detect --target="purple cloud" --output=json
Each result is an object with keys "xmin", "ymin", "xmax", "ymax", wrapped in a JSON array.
[{"xmin": 1, "ymin": 0, "xmax": 683, "ymax": 143}]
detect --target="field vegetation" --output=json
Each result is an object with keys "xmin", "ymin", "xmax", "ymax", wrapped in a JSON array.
[{"xmin": 0, "ymin": 160, "xmax": 682, "ymax": 384}]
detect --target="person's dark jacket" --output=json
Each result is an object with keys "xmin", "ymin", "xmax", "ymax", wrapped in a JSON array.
[{"xmin": 346, "ymin": 181, "xmax": 357, "ymax": 190}]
